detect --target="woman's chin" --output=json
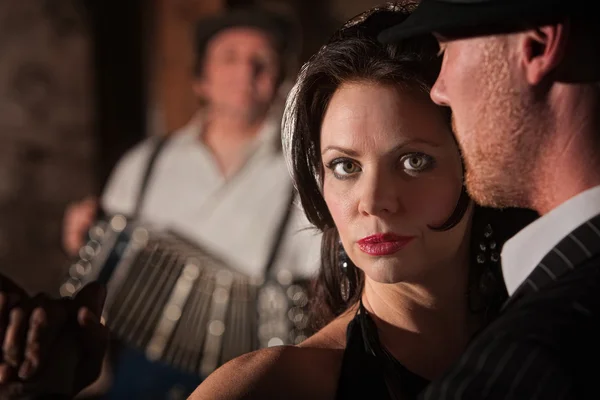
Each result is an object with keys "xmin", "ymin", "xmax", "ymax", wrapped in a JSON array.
[{"xmin": 360, "ymin": 260, "xmax": 415, "ymax": 285}]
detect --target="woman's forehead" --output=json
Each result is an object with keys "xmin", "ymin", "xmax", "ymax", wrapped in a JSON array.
[{"xmin": 320, "ymin": 82, "xmax": 454, "ymax": 148}]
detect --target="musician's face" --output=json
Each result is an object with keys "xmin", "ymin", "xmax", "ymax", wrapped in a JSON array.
[
  {"xmin": 321, "ymin": 81, "xmax": 472, "ymax": 284},
  {"xmin": 194, "ymin": 27, "xmax": 280, "ymax": 122}
]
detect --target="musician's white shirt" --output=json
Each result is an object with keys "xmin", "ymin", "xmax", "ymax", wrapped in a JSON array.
[{"xmin": 101, "ymin": 116, "xmax": 321, "ymax": 280}]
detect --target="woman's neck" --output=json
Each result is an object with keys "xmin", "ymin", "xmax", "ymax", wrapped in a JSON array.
[{"xmin": 361, "ymin": 259, "xmax": 479, "ymax": 380}]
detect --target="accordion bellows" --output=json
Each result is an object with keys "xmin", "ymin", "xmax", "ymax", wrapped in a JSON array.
[{"xmin": 60, "ymin": 215, "xmax": 311, "ymax": 376}]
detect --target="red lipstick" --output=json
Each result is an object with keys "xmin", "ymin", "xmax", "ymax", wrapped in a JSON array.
[{"xmin": 357, "ymin": 233, "xmax": 415, "ymax": 256}]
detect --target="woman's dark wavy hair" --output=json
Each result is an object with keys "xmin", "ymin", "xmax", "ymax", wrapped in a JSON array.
[{"xmin": 282, "ymin": 2, "xmax": 538, "ymax": 329}]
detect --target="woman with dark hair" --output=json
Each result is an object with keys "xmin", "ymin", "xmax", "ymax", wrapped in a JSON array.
[{"xmin": 190, "ymin": 2, "xmax": 537, "ymax": 399}]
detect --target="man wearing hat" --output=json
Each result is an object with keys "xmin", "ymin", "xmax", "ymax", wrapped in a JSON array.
[
  {"xmin": 380, "ymin": 0, "xmax": 600, "ymax": 398},
  {"xmin": 61, "ymin": 6, "xmax": 320, "ymax": 399}
]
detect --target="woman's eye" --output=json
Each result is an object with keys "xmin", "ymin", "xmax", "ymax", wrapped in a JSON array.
[
  {"xmin": 400, "ymin": 153, "xmax": 435, "ymax": 175},
  {"xmin": 328, "ymin": 159, "xmax": 361, "ymax": 179}
]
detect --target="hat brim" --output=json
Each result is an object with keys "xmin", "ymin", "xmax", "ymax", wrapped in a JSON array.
[{"xmin": 378, "ymin": 0, "xmax": 565, "ymax": 43}]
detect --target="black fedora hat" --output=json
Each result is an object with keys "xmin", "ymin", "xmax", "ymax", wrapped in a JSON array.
[
  {"xmin": 378, "ymin": 0, "xmax": 578, "ymax": 43},
  {"xmin": 195, "ymin": 7, "xmax": 300, "ymax": 58}
]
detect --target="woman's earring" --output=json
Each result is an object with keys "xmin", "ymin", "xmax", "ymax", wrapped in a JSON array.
[
  {"xmin": 477, "ymin": 224, "xmax": 500, "ymax": 265},
  {"xmin": 338, "ymin": 244, "xmax": 351, "ymax": 302}
]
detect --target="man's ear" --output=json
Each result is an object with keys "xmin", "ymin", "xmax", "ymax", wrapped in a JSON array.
[{"xmin": 517, "ymin": 21, "xmax": 569, "ymax": 85}]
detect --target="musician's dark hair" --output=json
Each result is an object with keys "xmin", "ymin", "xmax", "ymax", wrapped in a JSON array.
[
  {"xmin": 282, "ymin": 2, "xmax": 538, "ymax": 329},
  {"xmin": 192, "ymin": 6, "xmax": 300, "ymax": 87}
]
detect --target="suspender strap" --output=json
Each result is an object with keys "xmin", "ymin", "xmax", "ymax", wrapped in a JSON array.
[
  {"xmin": 133, "ymin": 133, "xmax": 296, "ymax": 276},
  {"xmin": 132, "ymin": 135, "xmax": 170, "ymax": 218},
  {"xmin": 262, "ymin": 188, "xmax": 297, "ymax": 276}
]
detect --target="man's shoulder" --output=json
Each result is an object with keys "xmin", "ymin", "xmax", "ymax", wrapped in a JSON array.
[
  {"xmin": 514, "ymin": 254, "xmax": 600, "ymax": 312},
  {"xmin": 485, "ymin": 256, "xmax": 600, "ymax": 347},
  {"xmin": 426, "ymin": 261, "xmax": 600, "ymax": 399},
  {"xmin": 422, "ymin": 247, "xmax": 600, "ymax": 399}
]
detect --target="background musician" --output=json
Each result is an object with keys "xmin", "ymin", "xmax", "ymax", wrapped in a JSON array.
[{"xmin": 61, "ymin": 6, "xmax": 321, "ymax": 399}]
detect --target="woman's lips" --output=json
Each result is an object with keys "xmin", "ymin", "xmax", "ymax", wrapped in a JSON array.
[{"xmin": 357, "ymin": 233, "xmax": 415, "ymax": 256}]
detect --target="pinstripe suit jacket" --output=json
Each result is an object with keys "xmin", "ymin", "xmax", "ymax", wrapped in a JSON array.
[{"xmin": 420, "ymin": 214, "xmax": 600, "ymax": 399}]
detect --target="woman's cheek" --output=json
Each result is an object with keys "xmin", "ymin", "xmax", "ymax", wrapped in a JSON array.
[
  {"xmin": 324, "ymin": 180, "xmax": 355, "ymax": 236},
  {"xmin": 402, "ymin": 175, "xmax": 463, "ymax": 227}
]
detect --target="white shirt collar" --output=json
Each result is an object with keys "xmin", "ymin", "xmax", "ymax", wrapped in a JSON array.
[
  {"xmin": 176, "ymin": 111, "xmax": 280, "ymax": 151},
  {"xmin": 501, "ymin": 185, "xmax": 600, "ymax": 295}
]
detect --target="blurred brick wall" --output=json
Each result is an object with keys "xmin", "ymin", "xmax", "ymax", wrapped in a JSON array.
[{"xmin": 0, "ymin": 0, "xmax": 95, "ymax": 295}]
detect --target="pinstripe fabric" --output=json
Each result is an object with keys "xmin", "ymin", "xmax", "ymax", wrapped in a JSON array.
[{"xmin": 421, "ymin": 213, "xmax": 600, "ymax": 399}]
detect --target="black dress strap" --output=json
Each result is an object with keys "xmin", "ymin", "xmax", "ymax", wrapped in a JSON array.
[
  {"xmin": 335, "ymin": 301, "xmax": 429, "ymax": 399},
  {"xmin": 335, "ymin": 307, "xmax": 390, "ymax": 400}
]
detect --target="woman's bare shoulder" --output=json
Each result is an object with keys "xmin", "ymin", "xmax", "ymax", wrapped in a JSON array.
[
  {"xmin": 299, "ymin": 309, "xmax": 354, "ymax": 350},
  {"xmin": 190, "ymin": 310, "xmax": 356, "ymax": 399},
  {"xmin": 189, "ymin": 345, "xmax": 344, "ymax": 400}
]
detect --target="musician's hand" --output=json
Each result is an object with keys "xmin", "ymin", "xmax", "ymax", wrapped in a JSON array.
[
  {"xmin": 0, "ymin": 293, "xmax": 68, "ymax": 384},
  {"xmin": 62, "ymin": 196, "xmax": 97, "ymax": 257},
  {"xmin": 0, "ymin": 276, "xmax": 28, "ymax": 387},
  {"xmin": 0, "ymin": 281, "xmax": 107, "ymax": 398},
  {"xmin": 71, "ymin": 282, "xmax": 108, "ymax": 395},
  {"xmin": 20, "ymin": 282, "xmax": 108, "ymax": 397}
]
